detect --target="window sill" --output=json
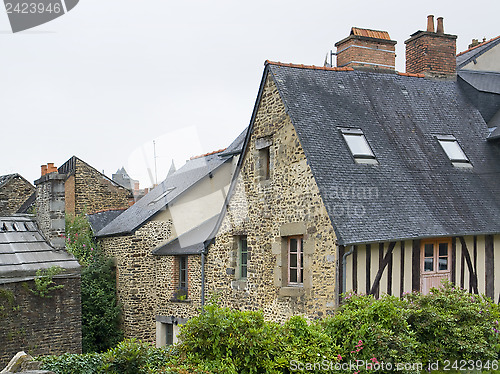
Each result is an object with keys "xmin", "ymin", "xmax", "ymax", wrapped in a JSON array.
[
  {"xmin": 168, "ymin": 298, "xmax": 192, "ymax": 303},
  {"xmin": 279, "ymin": 286, "xmax": 305, "ymax": 298},
  {"xmin": 231, "ymin": 279, "xmax": 248, "ymax": 291}
]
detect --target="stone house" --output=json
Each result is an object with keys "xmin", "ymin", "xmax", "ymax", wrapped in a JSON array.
[
  {"xmin": 56, "ymin": 156, "xmax": 133, "ymax": 216},
  {"xmin": 95, "ymin": 131, "xmax": 245, "ymax": 345},
  {"xmin": 199, "ymin": 16, "xmax": 500, "ymax": 323},
  {"xmin": 0, "ymin": 174, "xmax": 35, "ymax": 215},
  {"xmin": 0, "ymin": 171, "xmax": 82, "ymax": 367}
]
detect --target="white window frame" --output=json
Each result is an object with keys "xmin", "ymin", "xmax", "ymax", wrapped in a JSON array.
[
  {"xmin": 339, "ymin": 127, "xmax": 378, "ymax": 164},
  {"xmin": 436, "ymin": 135, "xmax": 471, "ymax": 167}
]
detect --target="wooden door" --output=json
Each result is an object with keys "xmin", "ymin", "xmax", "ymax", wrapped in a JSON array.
[{"xmin": 421, "ymin": 238, "xmax": 451, "ymax": 294}]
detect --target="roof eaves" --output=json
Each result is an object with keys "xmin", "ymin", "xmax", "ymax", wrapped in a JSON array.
[{"xmin": 457, "ymin": 35, "xmax": 500, "ymax": 69}]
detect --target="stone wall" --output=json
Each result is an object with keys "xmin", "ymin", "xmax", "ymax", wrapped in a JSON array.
[
  {"xmin": 206, "ymin": 73, "xmax": 338, "ymax": 323},
  {"xmin": 99, "ymin": 221, "xmax": 173, "ymax": 342},
  {"xmin": 70, "ymin": 159, "xmax": 131, "ymax": 216},
  {"xmin": 0, "ymin": 176, "xmax": 34, "ymax": 215},
  {"xmin": 0, "ymin": 276, "xmax": 82, "ymax": 368}
]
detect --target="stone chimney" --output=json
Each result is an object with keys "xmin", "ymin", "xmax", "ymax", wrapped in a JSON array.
[
  {"xmin": 405, "ymin": 15, "xmax": 457, "ymax": 78},
  {"xmin": 335, "ymin": 27, "xmax": 397, "ymax": 72},
  {"xmin": 35, "ymin": 164, "xmax": 66, "ymax": 250}
]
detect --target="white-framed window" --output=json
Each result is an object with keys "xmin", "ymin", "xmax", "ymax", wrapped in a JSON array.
[
  {"xmin": 339, "ymin": 128, "xmax": 377, "ymax": 164},
  {"xmin": 288, "ymin": 236, "xmax": 304, "ymax": 285},
  {"xmin": 436, "ymin": 135, "xmax": 471, "ymax": 167}
]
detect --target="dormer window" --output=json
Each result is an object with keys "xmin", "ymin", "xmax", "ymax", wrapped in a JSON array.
[
  {"xmin": 339, "ymin": 128, "xmax": 377, "ymax": 164},
  {"xmin": 436, "ymin": 135, "xmax": 471, "ymax": 167}
]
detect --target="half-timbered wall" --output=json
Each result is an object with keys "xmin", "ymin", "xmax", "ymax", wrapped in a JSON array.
[{"xmin": 344, "ymin": 235, "xmax": 500, "ymax": 300}]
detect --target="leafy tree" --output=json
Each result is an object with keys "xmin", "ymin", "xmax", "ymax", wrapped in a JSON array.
[{"xmin": 66, "ymin": 214, "xmax": 123, "ymax": 352}]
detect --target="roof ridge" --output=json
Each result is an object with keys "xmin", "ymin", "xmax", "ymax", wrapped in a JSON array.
[
  {"xmin": 265, "ymin": 60, "xmax": 354, "ymax": 72},
  {"xmin": 190, "ymin": 148, "xmax": 227, "ymax": 160},
  {"xmin": 457, "ymin": 35, "xmax": 500, "ymax": 57},
  {"xmin": 397, "ymin": 72, "xmax": 425, "ymax": 78}
]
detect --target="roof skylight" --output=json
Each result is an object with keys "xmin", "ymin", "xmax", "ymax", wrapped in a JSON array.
[
  {"xmin": 339, "ymin": 128, "xmax": 377, "ymax": 164},
  {"xmin": 436, "ymin": 135, "xmax": 471, "ymax": 167}
]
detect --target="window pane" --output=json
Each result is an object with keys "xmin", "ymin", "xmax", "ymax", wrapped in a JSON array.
[
  {"xmin": 300, "ymin": 268, "xmax": 303, "ymax": 283},
  {"xmin": 166, "ymin": 323, "xmax": 173, "ymax": 345},
  {"xmin": 290, "ymin": 253, "xmax": 297, "ymax": 268},
  {"xmin": 424, "ymin": 258, "xmax": 434, "ymax": 272},
  {"xmin": 424, "ymin": 244, "xmax": 434, "ymax": 258},
  {"xmin": 289, "ymin": 268, "xmax": 297, "ymax": 283},
  {"xmin": 439, "ymin": 243, "xmax": 448, "ymax": 257},
  {"xmin": 289, "ymin": 238, "xmax": 297, "ymax": 253},
  {"xmin": 439, "ymin": 257, "xmax": 448, "ymax": 271},
  {"xmin": 343, "ymin": 134, "xmax": 374, "ymax": 157},
  {"xmin": 241, "ymin": 265, "xmax": 247, "ymax": 279},
  {"xmin": 438, "ymin": 140, "xmax": 468, "ymax": 161}
]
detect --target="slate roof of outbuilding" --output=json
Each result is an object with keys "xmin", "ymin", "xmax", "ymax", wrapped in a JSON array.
[
  {"xmin": 87, "ymin": 209, "xmax": 126, "ymax": 234},
  {"xmin": 96, "ymin": 129, "xmax": 246, "ymax": 237},
  {"xmin": 0, "ymin": 174, "xmax": 16, "ymax": 188},
  {"xmin": 0, "ymin": 215, "xmax": 80, "ymax": 283},
  {"xmin": 456, "ymin": 35, "xmax": 500, "ymax": 69},
  {"xmin": 260, "ymin": 62, "xmax": 500, "ymax": 245}
]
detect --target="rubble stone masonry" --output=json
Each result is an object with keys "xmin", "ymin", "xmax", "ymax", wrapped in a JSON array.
[
  {"xmin": 0, "ymin": 176, "xmax": 34, "ymax": 215},
  {"xmin": 206, "ymin": 73, "xmax": 338, "ymax": 323},
  {"xmin": 99, "ymin": 220, "xmax": 173, "ymax": 342},
  {"xmin": 67, "ymin": 159, "xmax": 131, "ymax": 216}
]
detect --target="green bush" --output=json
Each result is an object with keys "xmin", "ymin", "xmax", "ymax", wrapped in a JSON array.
[
  {"xmin": 38, "ymin": 352, "xmax": 103, "ymax": 374},
  {"xmin": 177, "ymin": 303, "xmax": 282, "ymax": 374},
  {"xmin": 321, "ymin": 293, "xmax": 420, "ymax": 373},
  {"xmin": 66, "ymin": 214, "xmax": 123, "ymax": 353},
  {"xmin": 404, "ymin": 282, "xmax": 500, "ymax": 365}
]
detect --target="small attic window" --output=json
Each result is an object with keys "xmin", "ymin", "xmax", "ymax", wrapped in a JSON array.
[
  {"xmin": 339, "ymin": 128, "xmax": 378, "ymax": 164},
  {"xmin": 148, "ymin": 187, "xmax": 175, "ymax": 206},
  {"xmin": 436, "ymin": 135, "xmax": 471, "ymax": 167}
]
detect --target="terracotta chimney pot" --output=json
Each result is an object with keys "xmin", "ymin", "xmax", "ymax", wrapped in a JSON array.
[
  {"xmin": 41, "ymin": 165, "xmax": 47, "ymax": 176},
  {"xmin": 436, "ymin": 17, "xmax": 444, "ymax": 34},
  {"xmin": 427, "ymin": 15, "xmax": 435, "ymax": 32}
]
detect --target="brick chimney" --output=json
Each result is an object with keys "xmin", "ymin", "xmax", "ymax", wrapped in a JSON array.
[
  {"xmin": 405, "ymin": 15, "xmax": 457, "ymax": 78},
  {"xmin": 335, "ymin": 27, "xmax": 397, "ymax": 71},
  {"xmin": 35, "ymin": 165, "xmax": 66, "ymax": 250}
]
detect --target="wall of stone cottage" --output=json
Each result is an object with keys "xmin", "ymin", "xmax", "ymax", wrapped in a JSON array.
[
  {"xmin": 0, "ymin": 176, "xmax": 34, "ymax": 215},
  {"xmin": 0, "ymin": 276, "xmax": 82, "ymax": 368},
  {"xmin": 206, "ymin": 73, "xmax": 338, "ymax": 323},
  {"xmin": 69, "ymin": 159, "xmax": 131, "ymax": 216},
  {"xmin": 99, "ymin": 220, "xmax": 173, "ymax": 342}
]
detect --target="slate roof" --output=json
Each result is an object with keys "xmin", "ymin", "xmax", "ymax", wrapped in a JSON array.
[
  {"xmin": 258, "ymin": 62, "xmax": 500, "ymax": 245},
  {"xmin": 458, "ymin": 70, "xmax": 500, "ymax": 95},
  {"xmin": 87, "ymin": 209, "xmax": 126, "ymax": 234},
  {"xmin": 96, "ymin": 129, "xmax": 246, "ymax": 237},
  {"xmin": 0, "ymin": 215, "xmax": 80, "ymax": 283},
  {"xmin": 457, "ymin": 36, "xmax": 500, "ymax": 69},
  {"xmin": 152, "ymin": 214, "xmax": 220, "ymax": 256}
]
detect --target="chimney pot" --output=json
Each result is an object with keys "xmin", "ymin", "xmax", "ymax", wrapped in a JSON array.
[
  {"xmin": 41, "ymin": 165, "xmax": 47, "ymax": 176},
  {"xmin": 427, "ymin": 15, "xmax": 435, "ymax": 32},
  {"xmin": 436, "ymin": 17, "xmax": 444, "ymax": 34}
]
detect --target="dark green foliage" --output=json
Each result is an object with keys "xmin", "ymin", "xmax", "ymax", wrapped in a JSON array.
[
  {"xmin": 321, "ymin": 292, "xmax": 420, "ymax": 370},
  {"xmin": 404, "ymin": 282, "xmax": 500, "ymax": 364},
  {"xmin": 38, "ymin": 283, "xmax": 500, "ymax": 373},
  {"xmin": 177, "ymin": 303, "xmax": 281, "ymax": 373},
  {"xmin": 66, "ymin": 214, "xmax": 123, "ymax": 353},
  {"xmin": 38, "ymin": 352, "xmax": 104, "ymax": 374},
  {"xmin": 81, "ymin": 255, "xmax": 123, "ymax": 352}
]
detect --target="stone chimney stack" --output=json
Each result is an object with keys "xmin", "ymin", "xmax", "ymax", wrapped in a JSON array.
[
  {"xmin": 405, "ymin": 15, "xmax": 457, "ymax": 78},
  {"xmin": 335, "ymin": 27, "xmax": 397, "ymax": 72},
  {"xmin": 35, "ymin": 164, "xmax": 66, "ymax": 250}
]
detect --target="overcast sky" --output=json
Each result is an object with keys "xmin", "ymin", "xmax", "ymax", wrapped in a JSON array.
[{"xmin": 0, "ymin": 0, "xmax": 498, "ymax": 187}]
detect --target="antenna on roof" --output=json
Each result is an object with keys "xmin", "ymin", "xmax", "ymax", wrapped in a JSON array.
[{"xmin": 153, "ymin": 140, "xmax": 158, "ymax": 186}]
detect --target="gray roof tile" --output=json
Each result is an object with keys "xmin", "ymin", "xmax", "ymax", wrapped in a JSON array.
[
  {"xmin": 268, "ymin": 64, "xmax": 500, "ymax": 245},
  {"xmin": 0, "ymin": 215, "xmax": 80, "ymax": 283}
]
